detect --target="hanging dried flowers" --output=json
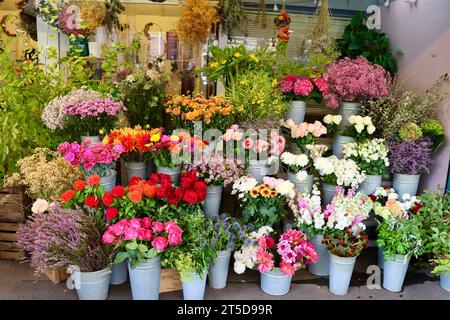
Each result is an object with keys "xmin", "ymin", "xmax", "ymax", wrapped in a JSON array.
[
  {"xmin": 274, "ymin": 9, "xmax": 290, "ymax": 44},
  {"xmin": 218, "ymin": 0, "xmax": 247, "ymax": 36},
  {"xmin": 310, "ymin": 0, "xmax": 338, "ymax": 55},
  {"xmin": 177, "ymin": 0, "xmax": 219, "ymax": 48}
]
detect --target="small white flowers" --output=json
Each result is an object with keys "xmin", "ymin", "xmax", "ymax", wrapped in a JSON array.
[
  {"xmin": 348, "ymin": 115, "xmax": 376, "ymax": 135},
  {"xmin": 342, "ymin": 138, "xmax": 390, "ymax": 174},
  {"xmin": 323, "ymin": 114, "xmax": 342, "ymax": 125},
  {"xmin": 231, "ymin": 176, "xmax": 258, "ymax": 199},
  {"xmin": 280, "ymin": 152, "xmax": 308, "ymax": 167},
  {"xmin": 295, "ymin": 170, "xmax": 308, "ymax": 182},
  {"xmin": 314, "ymin": 156, "xmax": 366, "ymax": 188}
]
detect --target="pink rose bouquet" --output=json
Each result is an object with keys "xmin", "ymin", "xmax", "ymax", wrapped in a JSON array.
[
  {"xmin": 280, "ymin": 119, "xmax": 327, "ymax": 153},
  {"xmin": 102, "ymin": 218, "xmax": 182, "ymax": 268},
  {"xmin": 279, "ymin": 75, "xmax": 329, "ymax": 102}
]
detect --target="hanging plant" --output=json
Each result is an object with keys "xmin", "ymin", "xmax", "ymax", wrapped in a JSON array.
[
  {"xmin": 177, "ymin": 0, "xmax": 219, "ymax": 48},
  {"xmin": 217, "ymin": 0, "xmax": 247, "ymax": 36},
  {"xmin": 310, "ymin": 0, "xmax": 338, "ymax": 56},
  {"xmin": 274, "ymin": 9, "xmax": 290, "ymax": 44}
]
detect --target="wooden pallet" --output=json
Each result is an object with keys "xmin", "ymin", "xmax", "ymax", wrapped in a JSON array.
[{"xmin": 160, "ymin": 268, "xmax": 182, "ymax": 293}]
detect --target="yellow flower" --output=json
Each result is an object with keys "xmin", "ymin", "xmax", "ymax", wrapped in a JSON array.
[
  {"xmin": 271, "ymin": 79, "xmax": 278, "ymax": 87},
  {"xmin": 249, "ymin": 54, "xmax": 259, "ymax": 63},
  {"xmin": 210, "ymin": 62, "xmax": 218, "ymax": 68},
  {"xmin": 260, "ymin": 187, "xmax": 272, "ymax": 198},
  {"xmin": 145, "ymin": 124, "xmax": 150, "ymax": 129},
  {"xmin": 250, "ymin": 188, "xmax": 259, "ymax": 198},
  {"xmin": 98, "ymin": 129, "xmax": 104, "ymax": 135},
  {"xmin": 234, "ymin": 52, "xmax": 241, "ymax": 58},
  {"xmin": 221, "ymin": 60, "xmax": 227, "ymax": 65},
  {"xmin": 150, "ymin": 133, "xmax": 161, "ymax": 142}
]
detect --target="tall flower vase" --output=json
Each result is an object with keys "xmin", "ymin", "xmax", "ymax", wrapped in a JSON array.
[
  {"xmin": 307, "ymin": 234, "xmax": 329, "ymax": 276},
  {"xmin": 332, "ymin": 135, "xmax": 355, "ymax": 159},
  {"xmin": 329, "ymin": 253, "xmax": 356, "ymax": 296},
  {"xmin": 100, "ymin": 170, "xmax": 117, "ymax": 192},
  {"xmin": 81, "ymin": 135, "xmax": 101, "ymax": 145},
  {"xmin": 110, "ymin": 259, "xmax": 128, "ymax": 285},
  {"xmin": 322, "ymin": 183, "xmax": 338, "ymax": 206},
  {"xmin": 182, "ymin": 270, "xmax": 208, "ymax": 300},
  {"xmin": 248, "ymin": 160, "xmax": 271, "ymax": 184},
  {"xmin": 383, "ymin": 254, "xmax": 410, "ymax": 292},
  {"xmin": 156, "ymin": 166, "xmax": 181, "ymax": 185},
  {"xmin": 440, "ymin": 274, "xmax": 450, "ymax": 292},
  {"xmin": 128, "ymin": 257, "xmax": 161, "ymax": 300},
  {"xmin": 208, "ymin": 250, "xmax": 231, "ymax": 289},
  {"xmin": 288, "ymin": 172, "xmax": 313, "ymax": 195},
  {"xmin": 339, "ymin": 101, "xmax": 360, "ymax": 127},
  {"xmin": 393, "ymin": 173, "xmax": 420, "ymax": 199},
  {"xmin": 358, "ymin": 175, "xmax": 382, "ymax": 196},
  {"xmin": 285, "ymin": 100, "xmax": 307, "ymax": 124},
  {"xmin": 260, "ymin": 267, "xmax": 292, "ymax": 296},
  {"xmin": 71, "ymin": 266, "xmax": 112, "ymax": 300},
  {"xmin": 124, "ymin": 161, "xmax": 148, "ymax": 184},
  {"xmin": 203, "ymin": 185, "xmax": 223, "ymax": 218}
]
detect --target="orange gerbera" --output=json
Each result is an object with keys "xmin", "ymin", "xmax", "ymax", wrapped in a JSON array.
[
  {"xmin": 72, "ymin": 180, "xmax": 87, "ymax": 191},
  {"xmin": 61, "ymin": 189, "xmax": 75, "ymax": 202},
  {"xmin": 250, "ymin": 188, "xmax": 259, "ymax": 198},
  {"xmin": 128, "ymin": 190, "xmax": 143, "ymax": 203},
  {"xmin": 143, "ymin": 184, "xmax": 156, "ymax": 198},
  {"xmin": 260, "ymin": 187, "xmax": 272, "ymax": 198}
]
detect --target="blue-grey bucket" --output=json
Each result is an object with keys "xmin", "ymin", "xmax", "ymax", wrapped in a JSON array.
[
  {"xmin": 208, "ymin": 250, "xmax": 231, "ymax": 289},
  {"xmin": 156, "ymin": 166, "xmax": 181, "ymax": 185},
  {"xmin": 440, "ymin": 273, "xmax": 450, "ymax": 292},
  {"xmin": 329, "ymin": 253, "xmax": 356, "ymax": 296},
  {"xmin": 110, "ymin": 259, "xmax": 128, "ymax": 285},
  {"xmin": 338, "ymin": 101, "xmax": 360, "ymax": 127},
  {"xmin": 100, "ymin": 170, "xmax": 117, "ymax": 193},
  {"xmin": 182, "ymin": 270, "xmax": 208, "ymax": 300},
  {"xmin": 378, "ymin": 247, "xmax": 384, "ymax": 269},
  {"xmin": 125, "ymin": 161, "xmax": 148, "ymax": 184},
  {"xmin": 128, "ymin": 256, "xmax": 161, "ymax": 300},
  {"xmin": 383, "ymin": 254, "xmax": 410, "ymax": 292},
  {"xmin": 248, "ymin": 160, "xmax": 273, "ymax": 184},
  {"xmin": 73, "ymin": 266, "xmax": 112, "ymax": 300},
  {"xmin": 288, "ymin": 171, "xmax": 313, "ymax": 195},
  {"xmin": 146, "ymin": 160, "xmax": 156, "ymax": 177},
  {"xmin": 260, "ymin": 267, "xmax": 292, "ymax": 296},
  {"xmin": 332, "ymin": 135, "xmax": 356, "ymax": 159},
  {"xmin": 358, "ymin": 175, "xmax": 382, "ymax": 196},
  {"xmin": 203, "ymin": 185, "xmax": 223, "ymax": 218},
  {"xmin": 285, "ymin": 100, "xmax": 307, "ymax": 124},
  {"xmin": 308, "ymin": 234, "xmax": 329, "ymax": 276},
  {"xmin": 392, "ymin": 173, "xmax": 420, "ymax": 199},
  {"xmin": 322, "ymin": 183, "xmax": 337, "ymax": 206}
]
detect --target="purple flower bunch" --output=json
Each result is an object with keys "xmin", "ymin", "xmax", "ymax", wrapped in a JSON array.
[
  {"xmin": 65, "ymin": 97, "xmax": 126, "ymax": 118},
  {"xmin": 323, "ymin": 56, "xmax": 391, "ymax": 109},
  {"xmin": 387, "ymin": 136, "xmax": 434, "ymax": 175},
  {"xmin": 57, "ymin": 141, "xmax": 124, "ymax": 176}
]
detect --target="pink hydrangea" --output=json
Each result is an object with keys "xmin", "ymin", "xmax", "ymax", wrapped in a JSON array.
[{"xmin": 293, "ymin": 77, "xmax": 314, "ymax": 97}]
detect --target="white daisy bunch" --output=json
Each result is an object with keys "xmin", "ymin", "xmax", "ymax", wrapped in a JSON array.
[
  {"xmin": 348, "ymin": 115, "xmax": 376, "ymax": 135},
  {"xmin": 342, "ymin": 138, "xmax": 389, "ymax": 175},
  {"xmin": 280, "ymin": 152, "xmax": 310, "ymax": 181},
  {"xmin": 314, "ymin": 155, "xmax": 366, "ymax": 188},
  {"xmin": 233, "ymin": 226, "xmax": 273, "ymax": 274},
  {"xmin": 231, "ymin": 176, "xmax": 258, "ymax": 199}
]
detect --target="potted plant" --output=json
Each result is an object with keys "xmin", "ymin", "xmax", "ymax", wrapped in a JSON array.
[
  {"xmin": 342, "ymin": 138, "xmax": 389, "ymax": 195},
  {"xmin": 322, "ymin": 188, "xmax": 372, "ymax": 295},
  {"xmin": 104, "ymin": 127, "xmax": 162, "ymax": 183},
  {"xmin": 387, "ymin": 134, "xmax": 433, "ymax": 199},
  {"xmin": 17, "ymin": 205, "xmax": 114, "ymax": 300},
  {"xmin": 102, "ymin": 218, "xmax": 182, "ymax": 300},
  {"xmin": 322, "ymin": 114, "xmax": 342, "ymax": 138},
  {"xmin": 57, "ymin": 141, "xmax": 124, "ymax": 192},
  {"xmin": 333, "ymin": 115, "xmax": 376, "ymax": 158},
  {"xmin": 231, "ymin": 176, "xmax": 295, "ymax": 228},
  {"xmin": 374, "ymin": 198, "xmax": 423, "ymax": 292},
  {"xmin": 279, "ymin": 75, "xmax": 329, "ymax": 124},
  {"xmin": 280, "ymin": 119, "xmax": 327, "ymax": 154},
  {"xmin": 205, "ymin": 214, "xmax": 248, "ymax": 289},
  {"xmin": 289, "ymin": 185, "xmax": 330, "ymax": 276},
  {"xmin": 322, "ymin": 56, "xmax": 391, "ymax": 125},
  {"xmin": 313, "ymin": 155, "xmax": 366, "ymax": 205},
  {"xmin": 187, "ymin": 153, "xmax": 244, "ymax": 217},
  {"xmin": 280, "ymin": 149, "xmax": 319, "ymax": 194}
]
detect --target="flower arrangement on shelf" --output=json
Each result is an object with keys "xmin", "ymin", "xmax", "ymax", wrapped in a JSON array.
[
  {"xmin": 323, "ymin": 114, "xmax": 342, "ymax": 137},
  {"xmin": 322, "ymin": 56, "xmax": 391, "ymax": 109},
  {"xmin": 280, "ymin": 152, "xmax": 313, "ymax": 182},
  {"xmin": 57, "ymin": 141, "xmax": 124, "ymax": 177},
  {"xmin": 274, "ymin": 9, "xmax": 291, "ymax": 44},
  {"xmin": 4, "ymin": 148, "xmax": 83, "ymax": 201},
  {"xmin": 313, "ymin": 155, "xmax": 365, "ymax": 188},
  {"xmin": 280, "ymin": 119, "xmax": 327, "ymax": 153},
  {"xmin": 387, "ymin": 136, "xmax": 433, "ymax": 176},
  {"xmin": 231, "ymin": 176, "xmax": 295, "ymax": 227},
  {"xmin": 165, "ymin": 94, "xmax": 234, "ymax": 133},
  {"xmin": 279, "ymin": 76, "xmax": 329, "ymax": 102},
  {"xmin": 338, "ymin": 115, "xmax": 376, "ymax": 141},
  {"xmin": 234, "ymin": 225, "xmax": 272, "ymax": 274},
  {"xmin": 342, "ymin": 138, "xmax": 389, "ymax": 176},
  {"xmin": 103, "ymin": 218, "xmax": 183, "ymax": 268}
]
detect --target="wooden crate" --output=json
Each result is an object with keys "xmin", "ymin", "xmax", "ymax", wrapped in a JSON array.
[
  {"xmin": 0, "ymin": 187, "xmax": 30, "ymax": 261},
  {"xmin": 160, "ymin": 268, "xmax": 182, "ymax": 293},
  {"xmin": 44, "ymin": 267, "xmax": 70, "ymax": 284}
]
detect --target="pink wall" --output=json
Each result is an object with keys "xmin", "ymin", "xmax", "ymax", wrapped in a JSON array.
[{"xmin": 381, "ymin": 0, "xmax": 450, "ymax": 193}]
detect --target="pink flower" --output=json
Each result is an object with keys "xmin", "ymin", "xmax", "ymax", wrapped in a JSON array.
[
  {"xmin": 280, "ymin": 261, "xmax": 296, "ymax": 276},
  {"xmin": 142, "ymin": 217, "xmax": 152, "ymax": 229},
  {"xmin": 151, "ymin": 236, "xmax": 168, "ymax": 251},
  {"xmin": 305, "ymin": 244, "xmax": 318, "ymax": 263},
  {"xmin": 313, "ymin": 77, "xmax": 329, "ymax": 95},
  {"xmin": 165, "ymin": 221, "xmax": 182, "ymax": 235},
  {"xmin": 168, "ymin": 231, "xmax": 182, "ymax": 246},
  {"xmin": 129, "ymin": 218, "xmax": 142, "ymax": 229},
  {"xmin": 293, "ymin": 78, "xmax": 314, "ymax": 97},
  {"xmin": 257, "ymin": 250, "xmax": 274, "ymax": 273},
  {"xmin": 254, "ymin": 140, "xmax": 269, "ymax": 153},
  {"xmin": 242, "ymin": 138, "xmax": 254, "ymax": 150},
  {"xmin": 152, "ymin": 221, "xmax": 165, "ymax": 233},
  {"xmin": 124, "ymin": 226, "xmax": 138, "ymax": 240},
  {"xmin": 102, "ymin": 231, "xmax": 115, "ymax": 244}
]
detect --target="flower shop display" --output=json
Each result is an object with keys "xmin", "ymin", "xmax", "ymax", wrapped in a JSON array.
[
  {"xmin": 280, "ymin": 119, "xmax": 327, "ymax": 154},
  {"xmin": 332, "ymin": 115, "xmax": 376, "ymax": 158},
  {"xmin": 205, "ymin": 214, "xmax": 248, "ymax": 289},
  {"xmin": 57, "ymin": 141, "xmax": 124, "ymax": 192},
  {"xmin": 373, "ymin": 197, "xmax": 423, "ymax": 292},
  {"xmin": 234, "ymin": 226, "xmax": 271, "ymax": 274},
  {"xmin": 17, "ymin": 205, "xmax": 114, "ymax": 300},
  {"xmin": 232, "ymin": 176, "xmax": 295, "ymax": 228},
  {"xmin": 280, "ymin": 152, "xmax": 314, "ymax": 194},
  {"xmin": 322, "ymin": 188, "xmax": 372, "ymax": 295},
  {"xmin": 279, "ymin": 75, "xmax": 329, "ymax": 124},
  {"xmin": 322, "ymin": 56, "xmax": 391, "ymax": 124},
  {"xmin": 103, "ymin": 218, "xmax": 182, "ymax": 300},
  {"xmin": 387, "ymin": 136, "xmax": 433, "ymax": 199},
  {"xmin": 289, "ymin": 186, "xmax": 330, "ymax": 276},
  {"xmin": 313, "ymin": 155, "xmax": 366, "ymax": 205},
  {"xmin": 187, "ymin": 153, "xmax": 244, "ymax": 217},
  {"xmin": 342, "ymin": 138, "xmax": 389, "ymax": 195}
]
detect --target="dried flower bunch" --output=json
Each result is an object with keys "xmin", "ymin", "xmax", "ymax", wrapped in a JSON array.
[{"xmin": 4, "ymin": 148, "xmax": 83, "ymax": 201}]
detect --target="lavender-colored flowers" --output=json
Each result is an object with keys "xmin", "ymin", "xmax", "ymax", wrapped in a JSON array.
[
  {"xmin": 387, "ymin": 136, "xmax": 434, "ymax": 175},
  {"xmin": 65, "ymin": 97, "xmax": 126, "ymax": 118}
]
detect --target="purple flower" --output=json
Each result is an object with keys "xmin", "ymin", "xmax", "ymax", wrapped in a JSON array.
[{"xmin": 387, "ymin": 137, "xmax": 433, "ymax": 175}]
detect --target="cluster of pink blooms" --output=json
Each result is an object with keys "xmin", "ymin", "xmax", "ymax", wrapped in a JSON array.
[
  {"xmin": 102, "ymin": 218, "xmax": 182, "ymax": 251},
  {"xmin": 65, "ymin": 97, "xmax": 126, "ymax": 118},
  {"xmin": 279, "ymin": 75, "xmax": 329, "ymax": 98},
  {"xmin": 256, "ymin": 229, "xmax": 318, "ymax": 277},
  {"xmin": 323, "ymin": 56, "xmax": 391, "ymax": 109},
  {"xmin": 57, "ymin": 141, "xmax": 124, "ymax": 170}
]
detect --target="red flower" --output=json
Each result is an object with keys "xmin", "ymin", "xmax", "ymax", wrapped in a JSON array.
[
  {"xmin": 102, "ymin": 192, "xmax": 114, "ymax": 207},
  {"xmin": 383, "ymin": 185, "xmax": 392, "ymax": 190},
  {"xmin": 183, "ymin": 189, "xmax": 199, "ymax": 205},
  {"xmin": 88, "ymin": 174, "xmax": 101, "ymax": 186},
  {"xmin": 156, "ymin": 184, "xmax": 172, "ymax": 199},
  {"xmin": 72, "ymin": 180, "xmax": 87, "ymax": 191},
  {"xmin": 412, "ymin": 202, "xmax": 423, "ymax": 214},
  {"xmin": 61, "ymin": 190, "xmax": 75, "ymax": 202},
  {"xmin": 129, "ymin": 176, "xmax": 143, "ymax": 186},
  {"xmin": 265, "ymin": 236, "xmax": 275, "ymax": 249},
  {"xmin": 193, "ymin": 180, "xmax": 207, "ymax": 192},
  {"xmin": 105, "ymin": 207, "xmax": 119, "ymax": 221},
  {"xmin": 180, "ymin": 175, "xmax": 196, "ymax": 189},
  {"xmin": 143, "ymin": 184, "xmax": 156, "ymax": 198},
  {"xmin": 111, "ymin": 186, "xmax": 125, "ymax": 198},
  {"xmin": 168, "ymin": 187, "xmax": 184, "ymax": 205},
  {"xmin": 85, "ymin": 195, "xmax": 100, "ymax": 208},
  {"xmin": 159, "ymin": 174, "xmax": 172, "ymax": 187},
  {"xmin": 128, "ymin": 190, "xmax": 143, "ymax": 203},
  {"xmin": 148, "ymin": 173, "xmax": 160, "ymax": 184},
  {"xmin": 368, "ymin": 194, "xmax": 377, "ymax": 202}
]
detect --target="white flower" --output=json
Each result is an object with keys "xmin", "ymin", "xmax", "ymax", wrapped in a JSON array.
[
  {"xmin": 332, "ymin": 115, "xmax": 342, "ymax": 125},
  {"xmin": 296, "ymin": 170, "xmax": 308, "ymax": 182},
  {"xmin": 234, "ymin": 261, "xmax": 246, "ymax": 274},
  {"xmin": 275, "ymin": 181, "xmax": 296, "ymax": 199},
  {"xmin": 31, "ymin": 199, "xmax": 49, "ymax": 214},
  {"xmin": 363, "ymin": 116, "xmax": 372, "ymax": 126},
  {"xmin": 323, "ymin": 114, "xmax": 332, "ymax": 124},
  {"xmin": 354, "ymin": 123, "xmax": 365, "ymax": 133}
]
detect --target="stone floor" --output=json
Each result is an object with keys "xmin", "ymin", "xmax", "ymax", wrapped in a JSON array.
[{"xmin": 0, "ymin": 248, "xmax": 448, "ymax": 300}]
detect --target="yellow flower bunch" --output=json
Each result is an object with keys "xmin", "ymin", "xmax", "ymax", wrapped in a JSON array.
[{"xmin": 250, "ymin": 184, "xmax": 278, "ymax": 199}]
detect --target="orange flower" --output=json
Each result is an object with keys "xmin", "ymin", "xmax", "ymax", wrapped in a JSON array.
[
  {"xmin": 260, "ymin": 188, "xmax": 272, "ymax": 198},
  {"xmin": 172, "ymin": 107, "xmax": 181, "ymax": 116},
  {"xmin": 72, "ymin": 180, "xmax": 87, "ymax": 191},
  {"xmin": 88, "ymin": 174, "xmax": 101, "ymax": 186},
  {"xmin": 270, "ymin": 190, "xmax": 278, "ymax": 197},
  {"xmin": 143, "ymin": 184, "xmax": 156, "ymax": 198},
  {"xmin": 250, "ymin": 188, "xmax": 259, "ymax": 198},
  {"xmin": 128, "ymin": 190, "xmax": 143, "ymax": 203},
  {"xmin": 61, "ymin": 190, "xmax": 75, "ymax": 202}
]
